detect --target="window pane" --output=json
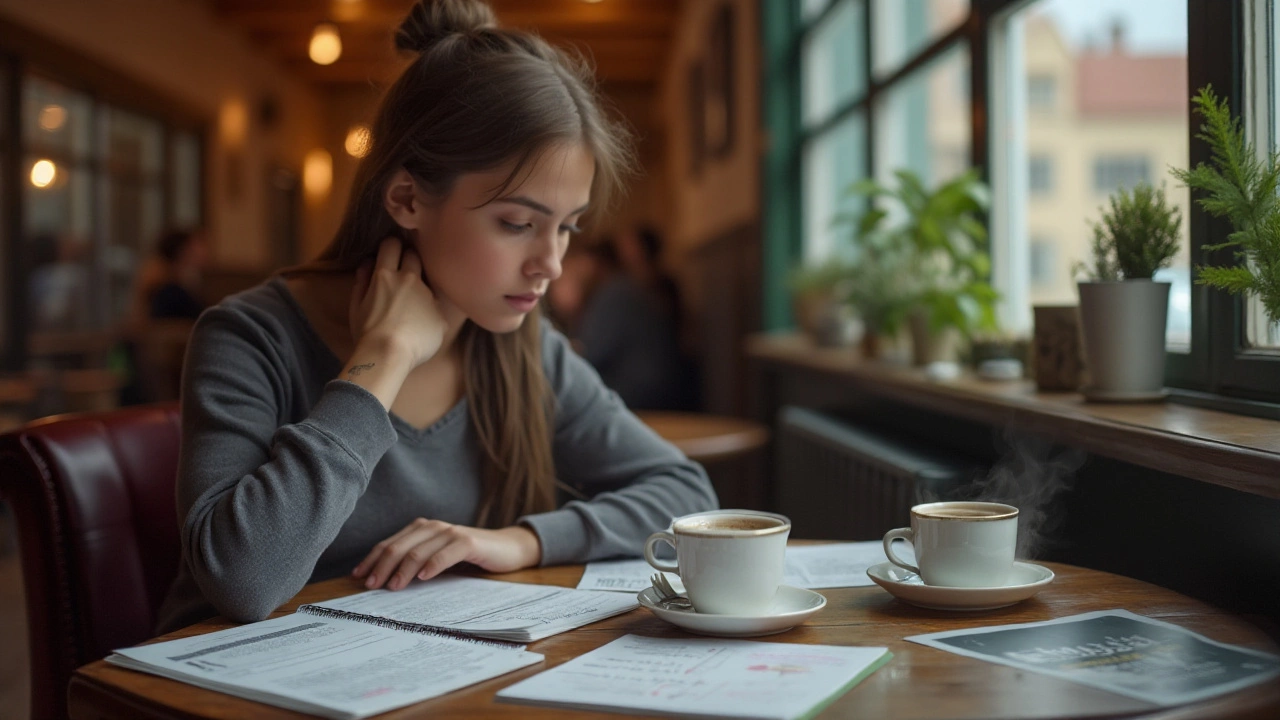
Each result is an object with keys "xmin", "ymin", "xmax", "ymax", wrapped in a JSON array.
[
  {"xmin": 1246, "ymin": 0, "xmax": 1280, "ymax": 350},
  {"xmin": 994, "ymin": 0, "xmax": 1189, "ymax": 350},
  {"xmin": 802, "ymin": 0, "xmax": 865, "ymax": 128},
  {"xmin": 873, "ymin": 42, "xmax": 970, "ymax": 189},
  {"xmin": 171, "ymin": 131, "xmax": 202, "ymax": 227},
  {"xmin": 802, "ymin": 0, "xmax": 834, "ymax": 22},
  {"xmin": 803, "ymin": 111, "xmax": 867, "ymax": 261},
  {"xmin": 25, "ymin": 161, "xmax": 94, "ymax": 332},
  {"xmin": 872, "ymin": 0, "xmax": 970, "ymax": 78},
  {"xmin": 23, "ymin": 76, "xmax": 93, "ymax": 161},
  {"xmin": 105, "ymin": 107, "xmax": 163, "ymax": 177}
]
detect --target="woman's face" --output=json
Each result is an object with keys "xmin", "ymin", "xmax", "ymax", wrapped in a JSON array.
[{"xmin": 400, "ymin": 143, "xmax": 595, "ymax": 335}]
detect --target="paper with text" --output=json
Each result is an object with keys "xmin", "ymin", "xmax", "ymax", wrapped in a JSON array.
[
  {"xmin": 108, "ymin": 613, "xmax": 541, "ymax": 720},
  {"xmin": 303, "ymin": 575, "xmax": 637, "ymax": 642},
  {"xmin": 576, "ymin": 542, "xmax": 915, "ymax": 592},
  {"xmin": 497, "ymin": 634, "xmax": 891, "ymax": 720}
]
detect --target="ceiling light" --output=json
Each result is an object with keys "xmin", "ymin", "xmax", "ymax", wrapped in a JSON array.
[
  {"xmin": 30, "ymin": 159, "xmax": 57, "ymax": 188},
  {"xmin": 344, "ymin": 124, "xmax": 371, "ymax": 158},
  {"xmin": 309, "ymin": 23, "xmax": 343, "ymax": 65}
]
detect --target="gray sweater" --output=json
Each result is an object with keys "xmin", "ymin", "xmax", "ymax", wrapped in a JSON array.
[{"xmin": 156, "ymin": 277, "xmax": 717, "ymax": 633}]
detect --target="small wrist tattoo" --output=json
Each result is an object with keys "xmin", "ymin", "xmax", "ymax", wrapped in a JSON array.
[{"xmin": 347, "ymin": 362, "xmax": 375, "ymax": 378}]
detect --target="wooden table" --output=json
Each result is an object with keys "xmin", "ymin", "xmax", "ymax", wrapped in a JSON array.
[
  {"xmin": 635, "ymin": 410, "xmax": 769, "ymax": 464},
  {"xmin": 69, "ymin": 561, "xmax": 1280, "ymax": 720}
]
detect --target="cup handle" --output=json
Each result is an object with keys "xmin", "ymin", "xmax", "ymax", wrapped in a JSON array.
[
  {"xmin": 643, "ymin": 531, "xmax": 679, "ymax": 573},
  {"xmin": 883, "ymin": 528, "xmax": 919, "ymax": 574}
]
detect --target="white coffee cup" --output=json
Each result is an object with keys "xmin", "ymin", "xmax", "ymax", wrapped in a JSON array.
[
  {"xmin": 644, "ymin": 509, "xmax": 790, "ymax": 615},
  {"xmin": 882, "ymin": 501, "xmax": 1018, "ymax": 587}
]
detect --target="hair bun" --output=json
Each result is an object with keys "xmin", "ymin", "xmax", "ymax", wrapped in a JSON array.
[{"xmin": 395, "ymin": 0, "xmax": 497, "ymax": 54}]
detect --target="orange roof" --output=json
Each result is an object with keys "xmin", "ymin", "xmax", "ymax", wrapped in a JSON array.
[{"xmin": 1076, "ymin": 52, "xmax": 1187, "ymax": 116}]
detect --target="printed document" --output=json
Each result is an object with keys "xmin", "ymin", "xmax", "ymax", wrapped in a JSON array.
[
  {"xmin": 108, "ymin": 613, "xmax": 542, "ymax": 720},
  {"xmin": 497, "ymin": 634, "xmax": 891, "ymax": 719},
  {"xmin": 907, "ymin": 609, "xmax": 1280, "ymax": 706},
  {"xmin": 303, "ymin": 575, "xmax": 637, "ymax": 642},
  {"xmin": 577, "ymin": 541, "xmax": 913, "ymax": 592}
]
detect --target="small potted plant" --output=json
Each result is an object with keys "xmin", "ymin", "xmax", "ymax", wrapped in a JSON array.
[
  {"xmin": 1171, "ymin": 85, "xmax": 1280, "ymax": 328},
  {"xmin": 844, "ymin": 168, "xmax": 1000, "ymax": 365},
  {"xmin": 1075, "ymin": 182, "xmax": 1182, "ymax": 400},
  {"xmin": 787, "ymin": 259, "xmax": 862, "ymax": 347}
]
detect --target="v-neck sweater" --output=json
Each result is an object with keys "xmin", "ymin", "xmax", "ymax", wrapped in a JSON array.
[{"xmin": 156, "ymin": 277, "xmax": 717, "ymax": 633}]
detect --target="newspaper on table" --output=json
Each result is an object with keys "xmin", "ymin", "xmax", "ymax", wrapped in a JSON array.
[
  {"xmin": 907, "ymin": 609, "xmax": 1280, "ymax": 706},
  {"xmin": 576, "ymin": 541, "xmax": 913, "ymax": 592}
]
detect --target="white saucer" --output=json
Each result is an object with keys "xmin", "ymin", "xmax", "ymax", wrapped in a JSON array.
[
  {"xmin": 637, "ymin": 584, "xmax": 827, "ymax": 637},
  {"xmin": 866, "ymin": 561, "xmax": 1054, "ymax": 611}
]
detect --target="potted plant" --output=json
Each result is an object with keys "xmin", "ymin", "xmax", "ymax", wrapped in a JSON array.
[
  {"xmin": 1170, "ymin": 85, "xmax": 1280, "ymax": 328},
  {"xmin": 843, "ymin": 168, "xmax": 1000, "ymax": 365},
  {"xmin": 787, "ymin": 258, "xmax": 853, "ymax": 341},
  {"xmin": 1075, "ymin": 182, "xmax": 1182, "ymax": 400}
]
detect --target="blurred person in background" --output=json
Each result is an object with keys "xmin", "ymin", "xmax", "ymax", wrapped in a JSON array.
[
  {"xmin": 28, "ymin": 232, "xmax": 90, "ymax": 332},
  {"xmin": 118, "ymin": 228, "xmax": 209, "ymax": 404},
  {"xmin": 569, "ymin": 235, "xmax": 697, "ymax": 411}
]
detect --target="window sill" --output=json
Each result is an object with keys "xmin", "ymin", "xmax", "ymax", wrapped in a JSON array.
[{"xmin": 746, "ymin": 332, "xmax": 1280, "ymax": 499}]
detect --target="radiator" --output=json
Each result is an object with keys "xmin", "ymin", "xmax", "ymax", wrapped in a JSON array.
[{"xmin": 776, "ymin": 406, "xmax": 983, "ymax": 541}]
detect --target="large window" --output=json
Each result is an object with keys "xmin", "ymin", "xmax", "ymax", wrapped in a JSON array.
[
  {"xmin": 764, "ymin": 0, "xmax": 1280, "ymax": 409},
  {"xmin": 2, "ymin": 60, "xmax": 202, "ymax": 370}
]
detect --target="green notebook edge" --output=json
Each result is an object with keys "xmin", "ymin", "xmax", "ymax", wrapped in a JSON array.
[{"xmin": 795, "ymin": 650, "xmax": 894, "ymax": 720}]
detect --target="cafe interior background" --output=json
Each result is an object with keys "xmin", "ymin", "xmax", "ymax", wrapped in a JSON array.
[{"xmin": 1, "ymin": 0, "xmax": 1279, "ymax": 716}]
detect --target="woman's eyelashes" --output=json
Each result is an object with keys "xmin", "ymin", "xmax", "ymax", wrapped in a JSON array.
[{"xmin": 499, "ymin": 218, "xmax": 582, "ymax": 236}]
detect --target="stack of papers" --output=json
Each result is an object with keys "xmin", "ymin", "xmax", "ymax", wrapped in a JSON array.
[
  {"xmin": 108, "ymin": 613, "xmax": 542, "ymax": 720},
  {"xmin": 301, "ymin": 575, "xmax": 638, "ymax": 642}
]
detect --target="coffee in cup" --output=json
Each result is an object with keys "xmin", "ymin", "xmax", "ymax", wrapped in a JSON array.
[
  {"xmin": 643, "ymin": 509, "xmax": 790, "ymax": 615},
  {"xmin": 882, "ymin": 501, "xmax": 1018, "ymax": 587}
]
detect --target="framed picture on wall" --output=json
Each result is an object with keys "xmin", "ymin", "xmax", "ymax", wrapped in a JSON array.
[{"xmin": 704, "ymin": 2, "xmax": 735, "ymax": 159}]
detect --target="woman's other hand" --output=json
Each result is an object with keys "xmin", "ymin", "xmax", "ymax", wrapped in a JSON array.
[
  {"xmin": 340, "ymin": 238, "xmax": 448, "ymax": 409},
  {"xmin": 349, "ymin": 237, "xmax": 447, "ymax": 367},
  {"xmin": 351, "ymin": 520, "xmax": 543, "ymax": 590}
]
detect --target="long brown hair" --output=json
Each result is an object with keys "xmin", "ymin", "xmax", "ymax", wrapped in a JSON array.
[{"xmin": 310, "ymin": 0, "xmax": 634, "ymax": 527}]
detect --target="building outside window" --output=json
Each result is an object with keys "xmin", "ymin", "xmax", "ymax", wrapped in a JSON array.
[
  {"xmin": 1028, "ymin": 154, "xmax": 1053, "ymax": 195},
  {"xmin": 1027, "ymin": 73, "xmax": 1057, "ymax": 111},
  {"xmin": 1092, "ymin": 154, "xmax": 1152, "ymax": 194}
]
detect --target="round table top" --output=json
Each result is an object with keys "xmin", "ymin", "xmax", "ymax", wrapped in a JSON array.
[
  {"xmin": 635, "ymin": 410, "xmax": 769, "ymax": 462},
  {"xmin": 70, "ymin": 557, "xmax": 1280, "ymax": 720}
]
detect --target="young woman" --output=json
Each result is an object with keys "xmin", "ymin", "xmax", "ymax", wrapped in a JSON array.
[{"xmin": 156, "ymin": 0, "xmax": 717, "ymax": 633}]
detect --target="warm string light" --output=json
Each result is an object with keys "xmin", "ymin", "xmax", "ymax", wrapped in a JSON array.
[
  {"xmin": 30, "ymin": 159, "xmax": 57, "ymax": 188},
  {"xmin": 38, "ymin": 105, "xmax": 66, "ymax": 131},
  {"xmin": 303, "ymin": 149, "xmax": 333, "ymax": 199},
  {"xmin": 309, "ymin": 23, "xmax": 343, "ymax": 65},
  {"xmin": 344, "ymin": 124, "xmax": 371, "ymax": 158}
]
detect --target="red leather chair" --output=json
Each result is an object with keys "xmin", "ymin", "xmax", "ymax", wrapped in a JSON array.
[{"xmin": 0, "ymin": 403, "xmax": 181, "ymax": 720}]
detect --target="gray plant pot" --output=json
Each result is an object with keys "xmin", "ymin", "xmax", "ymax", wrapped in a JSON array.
[{"xmin": 1076, "ymin": 280, "xmax": 1171, "ymax": 399}]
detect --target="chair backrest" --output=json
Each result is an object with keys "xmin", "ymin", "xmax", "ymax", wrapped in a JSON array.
[{"xmin": 0, "ymin": 403, "xmax": 181, "ymax": 720}]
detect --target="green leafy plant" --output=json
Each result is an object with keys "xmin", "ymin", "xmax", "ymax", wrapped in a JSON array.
[
  {"xmin": 838, "ymin": 168, "xmax": 999, "ymax": 338},
  {"xmin": 1170, "ymin": 85, "xmax": 1280, "ymax": 323},
  {"xmin": 1078, "ymin": 182, "xmax": 1182, "ymax": 281}
]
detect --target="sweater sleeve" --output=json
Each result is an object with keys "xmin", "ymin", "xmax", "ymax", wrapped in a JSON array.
[
  {"xmin": 519, "ymin": 326, "xmax": 719, "ymax": 565},
  {"xmin": 176, "ymin": 306, "xmax": 397, "ymax": 622}
]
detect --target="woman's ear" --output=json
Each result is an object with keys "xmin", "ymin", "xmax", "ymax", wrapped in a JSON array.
[{"xmin": 383, "ymin": 169, "xmax": 421, "ymax": 230}]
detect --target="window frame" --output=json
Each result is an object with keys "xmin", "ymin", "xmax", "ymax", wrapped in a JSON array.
[{"xmin": 763, "ymin": 0, "xmax": 1280, "ymax": 411}]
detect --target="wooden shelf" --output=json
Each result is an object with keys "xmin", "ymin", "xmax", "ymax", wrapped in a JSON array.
[{"xmin": 747, "ymin": 333, "xmax": 1280, "ymax": 500}]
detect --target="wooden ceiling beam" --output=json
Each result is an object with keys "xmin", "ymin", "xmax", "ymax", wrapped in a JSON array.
[{"xmin": 213, "ymin": 1, "xmax": 675, "ymax": 36}]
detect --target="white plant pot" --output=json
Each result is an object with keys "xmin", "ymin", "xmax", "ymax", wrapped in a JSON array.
[{"xmin": 1076, "ymin": 280, "xmax": 1170, "ymax": 399}]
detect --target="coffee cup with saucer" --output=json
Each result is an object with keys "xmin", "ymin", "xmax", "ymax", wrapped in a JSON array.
[
  {"xmin": 872, "ymin": 500, "xmax": 1054, "ymax": 610},
  {"xmin": 640, "ymin": 510, "xmax": 826, "ymax": 637}
]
